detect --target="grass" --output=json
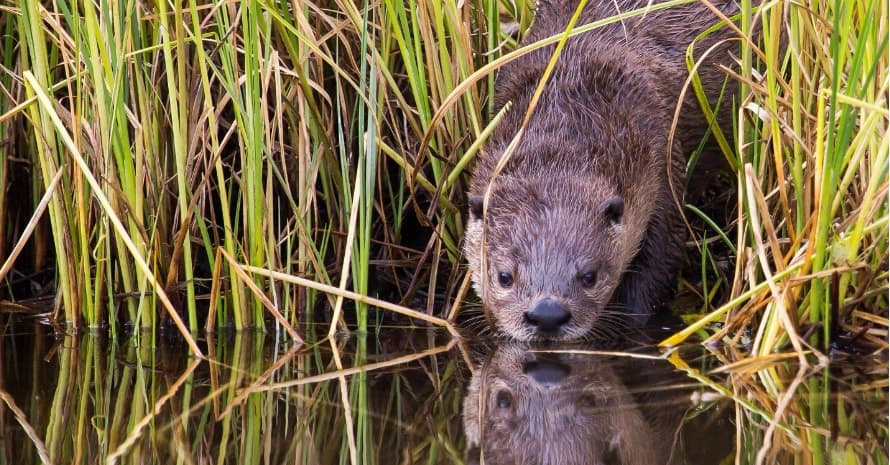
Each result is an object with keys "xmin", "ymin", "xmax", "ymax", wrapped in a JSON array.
[
  {"xmin": 1, "ymin": 0, "xmax": 880, "ymax": 346},
  {"xmin": 0, "ymin": 0, "xmax": 886, "ymax": 462},
  {"xmin": 3, "ymin": 0, "xmax": 883, "ymax": 349},
  {"xmin": 0, "ymin": 0, "xmax": 511, "ymax": 341},
  {"xmin": 1, "ymin": 0, "xmax": 883, "ymax": 353},
  {"xmin": 661, "ymin": 0, "xmax": 888, "ymax": 357}
]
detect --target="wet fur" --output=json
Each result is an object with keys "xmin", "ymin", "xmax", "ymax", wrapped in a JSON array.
[{"xmin": 465, "ymin": 0, "xmax": 746, "ymax": 340}]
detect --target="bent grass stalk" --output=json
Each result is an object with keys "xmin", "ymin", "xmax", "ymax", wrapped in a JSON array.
[
  {"xmin": 242, "ymin": 264, "xmax": 460, "ymax": 337},
  {"xmin": 0, "ymin": 169, "xmax": 63, "ymax": 284},
  {"xmin": 249, "ymin": 340, "xmax": 455, "ymax": 392},
  {"xmin": 218, "ymin": 247, "xmax": 302, "ymax": 342}
]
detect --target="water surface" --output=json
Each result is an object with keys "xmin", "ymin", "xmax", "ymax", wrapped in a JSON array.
[{"xmin": 0, "ymin": 323, "xmax": 885, "ymax": 464}]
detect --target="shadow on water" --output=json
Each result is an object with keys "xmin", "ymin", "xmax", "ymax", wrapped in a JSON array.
[{"xmin": 0, "ymin": 321, "xmax": 886, "ymax": 464}]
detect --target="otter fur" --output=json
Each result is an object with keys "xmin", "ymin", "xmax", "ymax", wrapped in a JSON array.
[{"xmin": 465, "ymin": 0, "xmax": 748, "ymax": 340}]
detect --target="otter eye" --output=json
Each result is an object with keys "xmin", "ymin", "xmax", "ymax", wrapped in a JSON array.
[
  {"xmin": 497, "ymin": 271, "xmax": 514, "ymax": 288},
  {"xmin": 579, "ymin": 271, "xmax": 597, "ymax": 288},
  {"xmin": 495, "ymin": 390, "xmax": 513, "ymax": 409}
]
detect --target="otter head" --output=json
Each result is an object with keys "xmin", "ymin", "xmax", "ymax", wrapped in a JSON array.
[{"xmin": 464, "ymin": 174, "xmax": 653, "ymax": 341}]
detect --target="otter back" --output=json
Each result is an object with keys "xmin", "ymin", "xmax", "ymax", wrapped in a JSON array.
[{"xmin": 464, "ymin": 0, "xmax": 746, "ymax": 341}]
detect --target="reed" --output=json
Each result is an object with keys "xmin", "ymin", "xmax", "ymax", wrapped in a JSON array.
[
  {"xmin": 1, "ymin": 2, "xmax": 886, "ymax": 463},
  {"xmin": 663, "ymin": 0, "xmax": 887, "ymax": 358},
  {"xmin": 0, "ymin": 0, "xmax": 886, "ymax": 359},
  {"xmin": 0, "ymin": 0, "xmax": 497, "ymax": 343}
]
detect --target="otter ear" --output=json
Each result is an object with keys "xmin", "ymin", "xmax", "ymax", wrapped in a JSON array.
[
  {"xmin": 600, "ymin": 196, "xmax": 624, "ymax": 225},
  {"xmin": 468, "ymin": 195, "xmax": 484, "ymax": 220}
]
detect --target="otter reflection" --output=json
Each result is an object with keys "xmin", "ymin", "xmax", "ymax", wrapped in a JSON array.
[{"xmin": 463, "ymin": 343, "xmax": 723, "ymax": 465}]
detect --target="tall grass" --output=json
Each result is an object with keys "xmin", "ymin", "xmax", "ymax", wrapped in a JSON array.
[
  {"xmin": 0, "ymin": 0, "xmax": 886, "ymax": 355},
  {"xmin": 1, "ymin": 2, "xmax": 886, "ymax": 465},
  {"xmin": 0, "ymin": 0, "xmax": 504, "ymax": 344},
  {"xmin": 663, "ymin": 0, "xmax": 887, "ymax": 356}
]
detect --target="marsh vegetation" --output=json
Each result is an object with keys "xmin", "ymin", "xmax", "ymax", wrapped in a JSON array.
[{"xmin": 0, "ymin": 0, "xmax": 886, "ymax": 463}]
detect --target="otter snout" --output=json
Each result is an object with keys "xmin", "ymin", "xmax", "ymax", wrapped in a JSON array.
[{"xmin": 524, "ymin": 298, "xmax": 571, "ymax": 335}]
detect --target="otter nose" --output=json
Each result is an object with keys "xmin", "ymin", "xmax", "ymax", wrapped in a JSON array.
[
  {"xmin": 524, "ymin": 299, "xmax": 571, "ymax": 333},
  {"xmin": 523, "ymin": 357, "xmax": 571, "ymax": 388}
]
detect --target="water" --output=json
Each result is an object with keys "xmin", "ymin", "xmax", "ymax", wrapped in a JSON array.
[{"xmin": 0, "ymin": 323, "xmax": 886, "ymax": 464}]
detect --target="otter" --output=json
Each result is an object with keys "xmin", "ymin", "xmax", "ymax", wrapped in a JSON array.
[
  {"xmin": 462, "ymin": 343, "xmax": 733, "ymax": 464},
  {"xmin": 465, "ymin": 0, "xmax": 748, "ymax": 340}
]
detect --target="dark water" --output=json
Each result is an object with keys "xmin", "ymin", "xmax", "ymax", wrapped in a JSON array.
[{"xmin": 0, "ymin": 322, "xmax": 886, "ymax": 465}]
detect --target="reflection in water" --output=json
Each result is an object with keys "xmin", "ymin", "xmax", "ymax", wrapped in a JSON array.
[
  {"xmin": 0, "ymin": 324, "xmax": 886, "ymax": 464},
  {"xmin": 462, "ymin": 342, "xmax": 731, "ymax": 465},
  {"xmin": 0, "ymin": 325, "xmax": 465, "ymax": 465}
]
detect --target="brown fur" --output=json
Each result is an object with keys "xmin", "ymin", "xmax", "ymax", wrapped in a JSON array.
[{"xmin": 465, "ymin": 0, "xmax": 746, "ymax": 340}]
